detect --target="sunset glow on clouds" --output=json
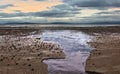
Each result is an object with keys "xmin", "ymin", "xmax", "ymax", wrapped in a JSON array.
[
  {"xmin": 0, "ymin": 0, "xmax": 120, "ymax": 24},
  {"xmin": 0, "ymin": 0, "xmax": 63, "ymax": 13}
]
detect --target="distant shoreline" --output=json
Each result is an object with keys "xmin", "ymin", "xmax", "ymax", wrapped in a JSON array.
[
  {"xmin": 0, "ymin": 25, "xmax": 120, "ymax": 34},
  {"xmin": 0, "ymin": 24, "xmax": 120, "ymax": 27}
]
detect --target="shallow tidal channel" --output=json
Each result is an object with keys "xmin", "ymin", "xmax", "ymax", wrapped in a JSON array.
[{"xmin": 31, "ymin": 30, "xmax": 92, "ymax": 74}]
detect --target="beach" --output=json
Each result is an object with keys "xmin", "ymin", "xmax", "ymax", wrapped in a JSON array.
[
  {"xmin": 1, "ymin": 0, "xmax": 120, "ymax": 73},
  {"xmin": 86, "ymin": 29, "xmax": 120, "ymax": 74},
  {"xmin": 0, "ymin": 28, "xmax": 65, "ymax": 74},
  {"xmin": 0, "ymin": 25, "xmax": 120, "ymax": 74}
]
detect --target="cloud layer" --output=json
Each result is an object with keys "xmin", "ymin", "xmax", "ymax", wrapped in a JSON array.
[
  {"xmin": 0, "ymin": 4, "xmax": 14, "ymax": 9},
  {"xmin": 0, "ymin": 0, "xmax": 120, "ymax": 24},
  {"xmin": 62, "ymin": 0, "xmax": 120, "ymax": 7}
]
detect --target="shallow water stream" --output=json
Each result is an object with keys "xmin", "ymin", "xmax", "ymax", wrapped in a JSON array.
[
  {"xmin": 39, "ymin": 30, "xmax": 92, "ymax": 74},
  {"xmin": 31, "ymin": 30, "xmax": 92, "ymax": 74}
]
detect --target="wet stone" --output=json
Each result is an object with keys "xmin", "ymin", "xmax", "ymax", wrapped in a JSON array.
[
  {"xmin": 28, "ymin": 64, "xmax": 31, "ymax": 67},
  {"xmin": 31, "ymin": 68, "xmax": 34, "ymax": 71}
]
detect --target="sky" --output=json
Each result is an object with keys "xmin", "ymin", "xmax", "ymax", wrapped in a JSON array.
[{"xmin": 0, "ymin": 0, "xmax": 120, "ymax": 24}]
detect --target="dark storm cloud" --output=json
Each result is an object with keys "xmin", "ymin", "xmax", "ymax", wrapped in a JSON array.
[
  {"xmin": 1, "ymin": 0, "xmax": 120, "ymax": 24},
  {"xmin": 52, "ymin": 4, "xmax": 81, "ymax": 11},
  {"xmin": 62, "ymin": 0, "xmax": 120, "ymax": 7},
  {"xmin": 32, "ymin": 10, "xmax": 69, "ymax": 17},
  {"xmin": 0, "ymin": 10, "xmax": 70, "ymax": 18},
  {"xmin": 96, "ymin": 10, "xmax": 120, "ymax": 15},
  {"xmin": 0, "ymin": 10, "xmax": 78, "ymax": 18},
  {"xmin": 0, "ymin": 4, "xmax": 14, "ymax": 9},
  {"xmin": 31, "ymin": 4, "xmax": 80, "ymax": 17},
  {"xmin": 79, "ymin": 10, "xmax": 120, "ymax": 24},
  {"xmin": 0, "ymin": 12, "xmax": 26, "ymax": 18},
  {"xmin": 0, "ymin": 4, "xmax": 80, "ymax": 18},
  {"xmin": 96, "ymin": 12, "xmax": 112, "ymax": 15}
]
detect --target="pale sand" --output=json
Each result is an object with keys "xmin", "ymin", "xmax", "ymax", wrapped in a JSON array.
[
  {"xmin": 0, "ymin": 35, "xmax": 65, "ymax": 74},
  {"xmin": 86, "ymin": 33, "xmax": 120, "ymax": 74}
]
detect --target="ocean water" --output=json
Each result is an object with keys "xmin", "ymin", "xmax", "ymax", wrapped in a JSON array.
[{"xmin": 31, "ymin": 30, "xmax": 92, "ymax": 74}]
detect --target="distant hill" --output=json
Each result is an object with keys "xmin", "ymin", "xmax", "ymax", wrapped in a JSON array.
[
  {"xmin": 0, "ymin": 22, "xmax": 39, "ymax": 25},
  {"xmin": 0, "ymin": 21, "xmax": 120, "ymax": 25}
]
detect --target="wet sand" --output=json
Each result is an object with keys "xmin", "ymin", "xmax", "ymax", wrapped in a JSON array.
[
  {"xmin": 0, "ymin": 25, "xmax": 120, "ymax": 74},
  {"xmin": 86, "ymin": 32, "xmax": 120, "ymax": 74},
  {"xmin": 0, "ymin": 30, "xmax": 65, "ymax": 74},
  {"xmin": 0, "ymin": 27, "xmax": 91, "ymax": 74}
]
